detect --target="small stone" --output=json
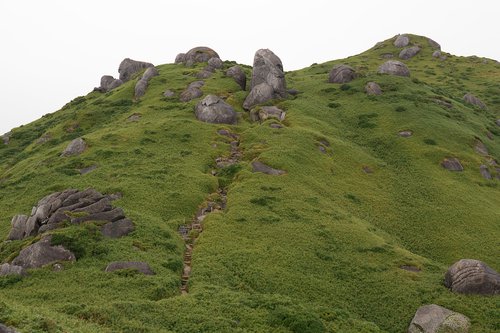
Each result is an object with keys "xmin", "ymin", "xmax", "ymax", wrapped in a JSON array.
[
  {"xmin": 362, "ymin": 166, "xmax": 373, "ymax": 174},
  {"xmin": 0, "ymin": 323, "xmax": 19, "ymax": 333},
  {"xmin": 2, "ymin": 132, "xmax": 10, "ymax": 145},
  {"xmin": 380, "ymin": 53, "xmax": 394, "ymax": 59},
  {"xmin": 441, "ymin": 158, "xmax": 463, "ymax": 171},
  {"xmin": 208, "ymin": 57, "xmax": 223, "ymax": 69},
  {"xmin": 79, "ymin": 165, "xmax": 97, "ymax": 175},
  {"xmin": 250, "ymin": 106, "xmax": 286, "ymax": 122},
  {"xmin": 61, "ymin": 138, "xmax": 86, "ymax": 157},
  {"xmin": 163, "ymin": 90, "xmax": 175, "ymax": 98},
  {"xmin": 473, "ymin": 139, "xmax": 488, "ymax": 156},
  {"xmin": 101, "ymin": 219, "xmax": 134, "ymax": 238},
  {"xmin": 428, "ymin": 38, "xmax": 441, "ymax": 50},
  {"xmin": 0, "ymin": 263, "xmax": 26, "ymax": 276},
  {"xmin": 496, "ymin": 119, "xmax": 500, "ymax": 127},
  {"xmin": 463, "ymin": 93, "xmax": 486, "ymax": 109},
  {"xmin": 52, "ymin": 263, "xmax": 64, "ymax": 272},
  {"xmin": 365, "ymin": 82, "xmax": 382, "ymax": 95},
  {"xmin": 251, "ymin": 161, "xmax": 286, "ymax": 175},
  {"xmin": 399, "ymin": 130, "xmax": 413, "ymax": 137},
  {"xmin": 479, "ymin": 165, "xmax": 492, "ymax": 180},
  {"xmin": 36, "ymin": 133, "xmax": 52, "ymax": 144},
  {"xmin": 127, "ymin": 113, "xmax": 141, "ymax": 122},
  {"xmin": 269, "ymin": 123, "xmax": 283, "ymax": 129},
  {"xmin": 175, "ymin": 53, "xmax": 186, "ymax": 64},
  {"xmin": 400, "ymin": 265, "xmax": 421, "ymax": 272},
  {"xmin": 183, "ymin": 47, "xmax": 220, "ymax": 66},
  {"xmin": 408, "ymin": 304, "xmax": 470, "ymax": 333},
  {"xmin": 105, "ymin": 261, "xmax": 155, "ymax": 275}
]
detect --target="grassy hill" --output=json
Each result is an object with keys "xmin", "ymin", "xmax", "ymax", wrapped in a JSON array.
[{"xmin": 0, "ymin": 34, "xmax": 498, "ymax": 332}]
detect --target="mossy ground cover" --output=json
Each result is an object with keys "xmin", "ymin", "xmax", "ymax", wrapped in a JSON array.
[{"xmin": 0, "ymin": 35, "xmax": 498, "ymax": 332}]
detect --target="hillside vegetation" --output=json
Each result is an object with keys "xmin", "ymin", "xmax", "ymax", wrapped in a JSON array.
[{"xmin": 0, "ymin": 34, "xmax": 499, "ymax": 332}]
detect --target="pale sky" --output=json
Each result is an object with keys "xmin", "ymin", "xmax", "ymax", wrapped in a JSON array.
[{"xmin": 0, "ymin": 0, "xmax": 498, "ymax": 135}]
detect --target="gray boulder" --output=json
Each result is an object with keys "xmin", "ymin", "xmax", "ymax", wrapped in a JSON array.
[
  {"xmin": 432, "ymin": 50, "xmax": 442, "ymax": 58},
  {"xmin": 441, "ymin": 158, "xmax": 463, "ymax": 171},
  {"xmin": 428, "ymin": 38, "xmax": 441, "ymax": 50},
  {"xmin": 183, "ymin": 47, "xmax": 220, "ymax": 66},
  {"xmin": 101, "ymin": 219, "xmax": 134, "ymax": 238},
  {"xmin": 12, "ymin": 235, "xmax": 76, "ymax": 269},
  {"xmin": 463, "ymin": 93, "xmax": 486, "ymax": 109},
  {"xmin": 196, "ymin": 69, "xmax": 213, "ymax": 79},
  {"xmin": 250, "ymin": 106, "xmax": 286, "ymax": 122},
  {"xmin": 7, "ymin": 215, "xmax": 29, "ymax": 240},
  {"xmin": 180, "ymin": 81, "xmax": 204, "ymax": 102},
  {"xmin": 195, "ymin": 95, "xmax": 237, "ymax": 125},
  {"xmin": 0, "ymin": 324, "xmax": 19, "ymax": 333},
  {"xmin": 95, "ymin": 75, "xmax": 123, "ymax": 92},
  {"xmin": 243, "ymin": 49, "xmax": 286, "ymax": 109},
  {"xmin": 0, "ymin": 263, "xmax": 26, "ymax": 276},
  {"xmin": 226, "ymin": 65, "xmax": 246, "ymax": 90},
  {"xmin": 61, "ymin": 138, "xmax": 86, "ymax": 157},
  {"xmin": 328, "ymin": 64, "xmax": 356, "ymax": 83},
  {"xmin": 408, "ymin": 304, "xmax": 470, "ymax": 333},
  {"xmin": 2, "ymin": 132, "xmax": 10, "ymax": 145},
  {"xmin": 105, "ymin": 261, "xmax": 155, "ymax": 275},
  {"xmin": 365, "ymin": 82, "xmax": 382, "ymax": 95},
  {"xmin": 175, "ymin": 53, "xmax": 186, "ymax": 64},
  {"xmin": 251, "ymin": 161, "xmax": 286, "ymax": 175},
  {"xmin": 118, "ymin": 58, "xmax": 154, "ymax": 82},
  {"xmin": 399, "ymin": 46, "xmax": 421, "ymax": 60},
  {"xmin": 134, "ymin": 67, "xmax": 159, "ymax": 99},
  {"xmin": 445, "ymin": 259, "xmax": 500, "ymax": 295},
  {"xmin": 208, "ymin": 57, "xmax": 223, "ymax": 69},
  {"xmin": 474, "ymin": 140, "xmax": 488, "ymax": 156},
  {"xmin": 378, "ymin": 60, "xmax": 410, "ymax": 77},
  {"xmin": 480, "ymin": 165, "xmax": 492, "ymax": 180},
  {"xmin": 394, "ymin": 34, "xmax": 409, "ymax": 48}
]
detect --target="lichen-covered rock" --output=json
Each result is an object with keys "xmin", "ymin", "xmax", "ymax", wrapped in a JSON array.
[
  {"xmin": 12, "ymin": 235, "xmax": 76, "ymax": 269},
  {"xmin": 408, "ymin": 304, "xmax": 470, "ymax": 333},
  {"xmin": 196, "ymin": 69, "xmax": 213, "ymax": 79},
  {"xmin": 378, "ymin": 60, "xmax": 410, "ymax": 77},
  {"xmin": 226, "ymin": 65, "xmax": 246, "ymax": 90},
  {"xmin": 365, "ymin": 82, "xmax": 382, "ymax": 95},
  {"xmin": 183, "ymin": 47, "xmax": 220, "ymax": 66},
  {"xmin": 441, "ymin": 158, "xmax": 463, "ymax": 171},
  {"xmin": 0, "ymin": 263, "xmax": 26, "ymax": 276},
  {"xmin": 243, "ymin": 49, "xmax": 286, "ymax": 109},
  {"xmin": 118, "ymin": 58, "xmax": 154, "ymax": 82},
  {"xmin": 463, "ymin": 93, "xmax": 486, "ymax": 109},
  {"xmin": 394, "ymin": 34, "xmax": 409, "ymax": 48},
  {"xmin": 328, "ymin": 64, "xmax": 356, "ymax": 83},
  {"xmin": 195, "ymin": 95, "xmax": 237, "ymax": 125},
  {"xmin": 251, "ymin": 161, "xmax": 286, "ymax": 175},
  {"xmin": 445, "ymin": 259, "xmax": 500, "ymax": 294},
  {"xmin": 61, "ymin": 138, "xmax": 86, "ymax": 157},
  {"xmin": 399, "ymin": 46, "xmax": 421, "ymax": 60},
  {"xmin": 250, "ymin": 106, "xmax": 286, "ymax": 122},
  {"xmin": 208, "ymin": 57, "xmax": 223, "ymax": 69},
  {"xmin": 105, "ymin": 261, "xmax": 155, "ymax": 275}
]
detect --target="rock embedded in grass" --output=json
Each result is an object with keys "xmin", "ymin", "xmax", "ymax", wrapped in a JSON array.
[
  {"xmin": 408, "ymin": 304, "xmax": 470, "ymax": 333},
  {"xmin": 0, "ymin": 323, "xmax": 19, "ymax": 333},
  {"xmin": 473, "ymin": 139, "xmax": 488, "ymax": 156},
  {"xmin": 328, "ymin": 64, "xmax": 356, "ymax": 84},
  {"xmin": 118, "ymin": 58, "xmax": 154, "ymax": 82},
  {"xmin": 441, "ymin": 158, "xmax": 463, "ymax": 171},
  {"xmin": 163, "ymin": 89, "xmax": 175, "ymax": 98},
  {"xmin": 195, "ymin": 95, "xmax": 237, "ymax": 125},
  {"xmin": 393, "ymin": 34, "xmax": 409, "ymax": 48},
  {"xmin": 378, "ymin": 60, "xmax": 410, "ymax": 77},
  {"xmin": 398, "ymin": 130, "xmax": 413, "ymax": 137},
  {"xmin": 226, "ymin": 65, "xmax": 246, "ymax": 90},
  {"xmin": 0, "ymin": 263, "xmax": 26, "ymax": 277},
  {"xmin": 61, "ymin": 138, "xmax": 86, "ymax": 157},
  {"xmin": 250, "ymin": 106, "xmax": 286, "ymax": 122},
  {"xmin": 251, "ymin": 161, "xmax": 286, "ymax": 175},
  {"xmin": 399, "ymin": 46, "xmax": 421, "ymax": 60},
  {"xmin": 432, "ymin": 50, "xmax": 441, "ymax": 58},
  {"xmin": 444, "ymin": 259, "xmax": 500, "ymax": 295},
  {"xmin": 479, "ymin": 165, "xmax": 492, "ymax": 179},
  {"xmin": 12, "ymin": 235, "xmax": 76, "ymax": 269},
  {"xmin": 105, "ymin": 261, "xmax": 155, "ymax": 275},
  {"xmin": 428, "ymin": 38, "xmax": 441, "ymax": 50},
  {"xmin": 463, "ymin": 93, "xmax": 486, "ymax": 109},
  {"xmin": 365, "ymin": 82, "xmax": 382, "ymax": 95}
]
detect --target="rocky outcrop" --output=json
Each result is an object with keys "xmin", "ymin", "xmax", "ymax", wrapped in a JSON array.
[
  {"xmin": 180, "ymin": 81, "xmax": 204, "ymax": 102},
  {"xmin": 0, "ymin": 263, "xmax": 26, "ymax": 276},
  {"xmin": 249, "ymin": 106, "xmax": 286, "ymax": 122},
  {"xmin": 95, "ymin": 75, "xmax": 123, "ymax": 92},
  {"xmin": 441, "ymin": 158, "xmax": 463, "ymax": 171},
  {"xmin": 6, "ymin": 189, "xmax": 133, "ymax": 240},
  {"xmin": 118, "ymin": 58, "xmax": 154, "ymax": 82},
  {"xmin": 105, "ymin": 261, "xmax": 155, "ymax": 275},
  {"xmin": 135, "ymin": 67, "xmax": 159, "ymax": 98},
  {"xmin": 251, "ymin": 161, "xmax": 286, "ymax": 175},
  {"xmin": 195, "ymin": 95, "xmax": 237, "ymax": 125},
  {"xmin": 61, "ymin": 138, "xmax": 86, "ymax": 157},
  {"xmin": 12, "ymin": 235, "xmax": 76, "ymax": 269},
  {"xmin": 328, "ymin": 64, "xmax": 356, "ymax": 83},
  {"xmin": 408, "ymin": 304, "xmax": 470, "ymax": 333},
  {"xmin": 226, "ymin": 66, "xmax": 246, "ymax": 90},
  {"xmin": 394, "ymin": 34, "xmax": 409, "ymax": 48},
  {"xmin": 444, "ymin": 259, "xmax": 500, "ymax": 295},
  {"xmin": 463, "ymin": 93, "xmax": 486, "ymax": 109},
  {"xmin": 180, "ymin": 47, "xmax": 220, "ymax": 66},
  {"xmin": 399, "ymin": 46, "xmax": 421, "ymax": 60},
  {"xmin": 365, "ymin": 82, "xmax": 382, "ymax": 95},
  {"xmin": 378, "ymin": 60, "xmax": 410, "ymax": 77},
  {"xmin": 243, "ymin": 49, "xmax": 286, "ymax": 110}
]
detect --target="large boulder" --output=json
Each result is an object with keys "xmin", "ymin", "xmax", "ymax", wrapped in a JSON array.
[
  {"xmin": 6, "ymin": 189, "xmax": 133, "ymax": 240},
  {"xmin": 226, "ymin": 65, "xmax": 247, "ymax": 90},
  {"xmin": 183, "ymin": 47, "xmax": 220, "ymax": 66},
  {"xmin": 105, "ymin": 261, "xmax": 155, "ymax": 275},
  {"xmin": 399, "ymin": 46, "xmax": 421, "ymax": 60},
  {"xmin": 118, "ymin": 58, "xmax": 154, "ymax": 82},
  {"xmin": 12, "ymin": 235, "xmax": 76, "ymax": 269},
  {"xmin": 365, "ymin": 82, "xmax": 382, "ymax": 95},
  {"xmin": 243, "ymin": 49, "xmax": 286, "ymax": 109},
  {"xmin": 0, "ymin": 263, "xmax": 26, "ymax": 276},
  {"xmin": 408, "ymin": 304, "xmax": 470, "ymax": 333},
  {"xmin": 195, "ymin": 95, "xmax": 237, "ymax": 125},
  {"xmin": 328, "ymin": 64, "xmax": 356, "ymax": 83},
  {"xmin": 61, "ymin": 138, "xmax": 86, "ymax": 157},
  {"xmin": 95, "ymin": 75, "xmax": 123, "ymax": 92},
  {"xmin": 444, "ymin": 259, "xmax": 500, "ymax": 295},
  {"xmin": 134, "ymin": 67, "xmax": 159, "ymax": 98},
  {"xmin": 463, "ymin": 93, "xmax": 486, "ymax": 109},
  {"xmin": 394, "ymin": 34, "xmax": 410, "ymax": 48},
  {"xmin": 378, "ymin": 60, "xmax": 410, "ymax": 77},
  {"xmin": 441, "ymin": 158, "xmax": 463, "ymax": 171}
]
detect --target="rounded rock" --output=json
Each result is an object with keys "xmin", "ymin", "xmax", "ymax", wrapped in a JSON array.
[
  {"xmin": 328, "ymin": 64, "xmax": 356, "ymax": 84},
  {"xmin": 378, "ymin": 60, "xmax": 410, "ymax": 77},
  {"xmin": 445, "ymin": 259, "xmax": 500, "ymax": 294},
  {"xmin": 195, "ymin": 95, "xmax": 237, "ymax": 125}
]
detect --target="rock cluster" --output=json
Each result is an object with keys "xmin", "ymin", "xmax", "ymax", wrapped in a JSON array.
[
  {"xmin": 378, "ymin": 60, "xmax": 410, "ymax": 77},
  {"xmin": 60, "ymin": 138, "xmax": 87, "ymax": 157},
  {"xmin": 180, "ymin": 81, "xmax": 204, "ymax": 102},
  {"xmin": 444, "ymin": 259, "xmax": 500, "ymax": 295},
  {"xmin": 7, "ymin": 188, "xmax": 133, "ymax": 241},
  {"xmin": 194, "ymin": 95, "xmax": 237, "ymax": 125},
  {"xmin": 328, "ymin": 64, "xmax": 356, "ymax": 83},
  {"xmin": 226, "ymin": 65, "xmax": 247, "ymax": 90},
  {"xmin": 463, "ymin": 93, "xmax": 486, "ymax": 109},
  {"xmin": 243, "ymin": 49, "xmax": 287, "ymax": 110},
  {"xmin": 12, "ymin": 235, "xmax": 76, "ymax": 269},
  {"xmin": 135, "ymin": 67, "xmax": 159, "ymax": 98},
  {"xmin": 408, "ymin": 304, "xmax": 470, "ymax": 333}
]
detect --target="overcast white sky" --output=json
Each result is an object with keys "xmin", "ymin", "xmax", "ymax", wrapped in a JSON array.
[{"xmin": 0, "ymin": 0, "xmax": 498, "ymax": 135}]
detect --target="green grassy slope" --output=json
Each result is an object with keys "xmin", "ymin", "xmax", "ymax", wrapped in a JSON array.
[{"xmin": 0, "ymin": 34, "xmax": 499, "ymax": 332}]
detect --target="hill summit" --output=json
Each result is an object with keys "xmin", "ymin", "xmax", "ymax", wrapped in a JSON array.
[{"xmin": 0, "ymin": 34, "xmax": 499, "ymax": 333}]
